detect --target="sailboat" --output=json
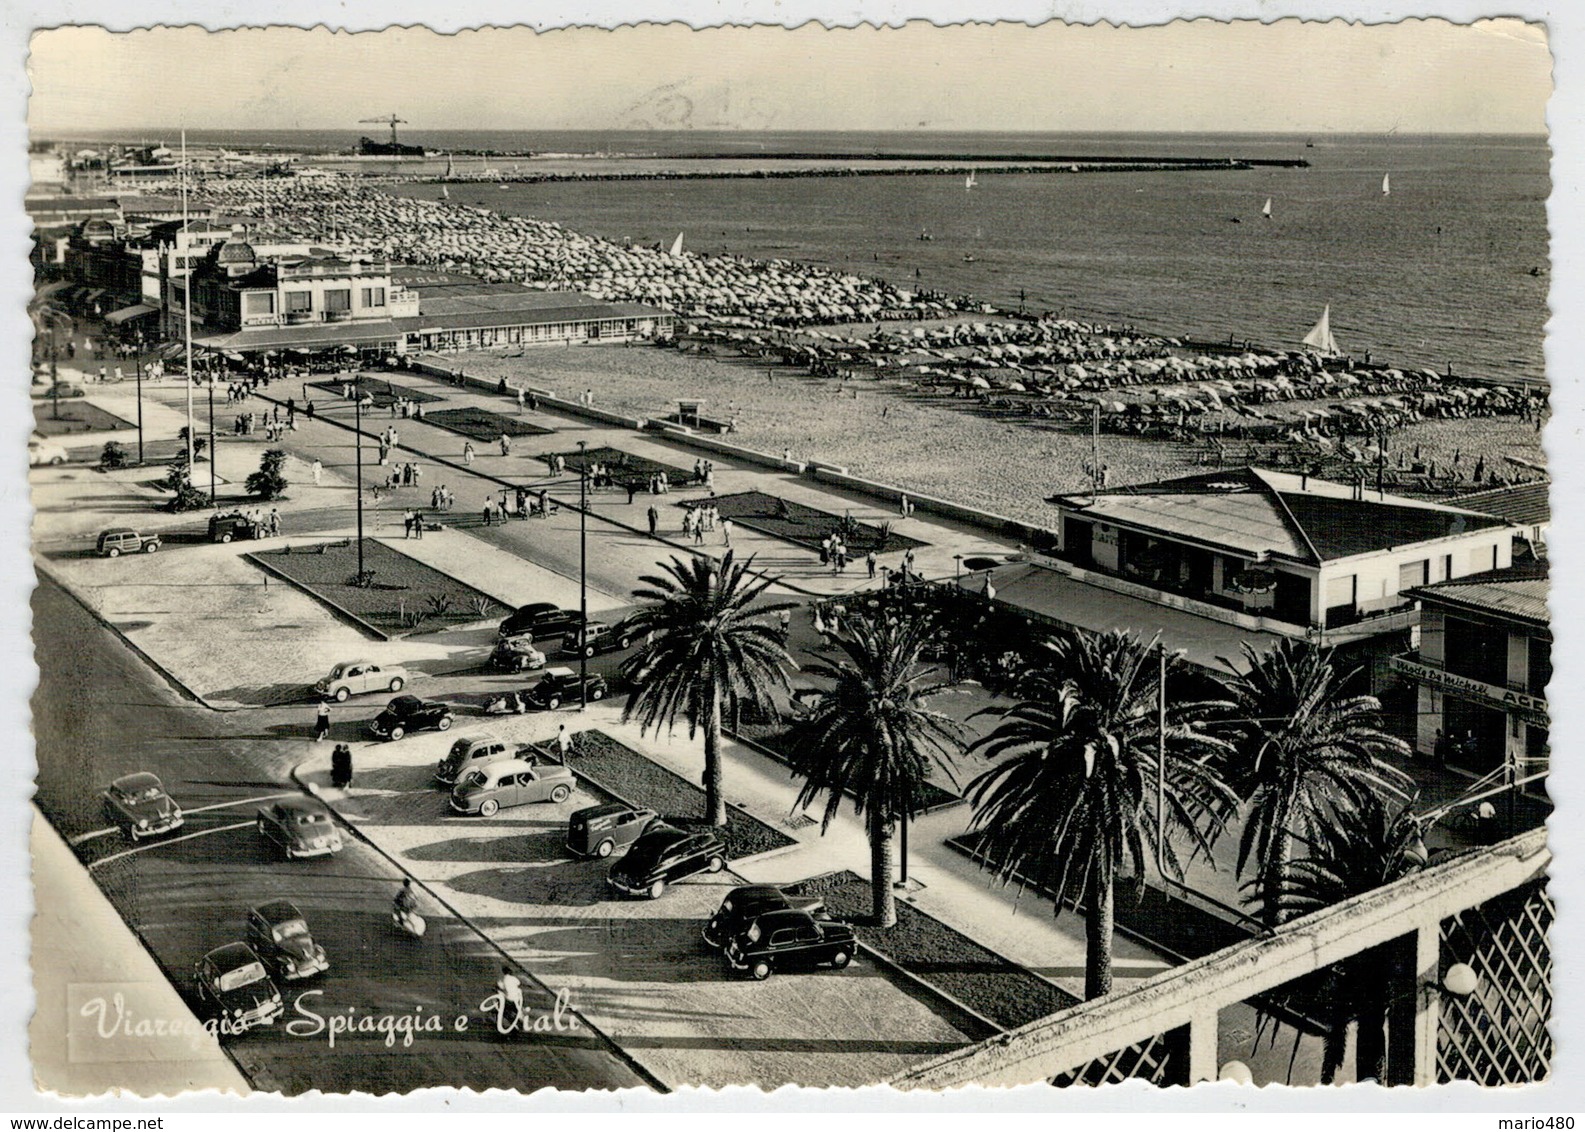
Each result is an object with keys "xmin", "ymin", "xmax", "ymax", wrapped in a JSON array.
[
  {"xmin": 669, "ymin": 232, "xmax": 684, "ymax": 256},
  {"xmin": 440, "ymin": 185, "xmax": 450, "ymax": 200},
  {"xmin": 965, "ymin": 171, "xmax": 977, "ymax": 190},
  {"xmin": 1301, "ymin": 305, "xmax": 1343, "ymax": 357},
  {"xmin": 1262, "ymin": 198, "xmax": 1272, "ymax": 219},
  {"xmin": 1382, "ymin": 173, "xmax": 1391, "ymax": 196},
  {"xmin": 445, "ymin": 154, "xmax": 454, "ymax": 178}
]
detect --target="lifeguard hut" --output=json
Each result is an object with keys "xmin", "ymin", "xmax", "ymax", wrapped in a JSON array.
[{"xmin": 677, "ymin": 399, "xmax": 707, "ymax": 429}]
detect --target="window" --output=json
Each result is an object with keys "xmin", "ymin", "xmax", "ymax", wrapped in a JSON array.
[
  {"xmin": 323, "ymin": 289, "xmax": 351, "ymax": 313},
  {"xmin": 1470, "ymin": 544, "xmax": 1498, "ymax": 572},
  {"xmin": 1324, "ymin": 574, "xmax": 1356, "ymax": 611},
  {"xmin": 1445, "ymin": 615, "xmax": 1508, "ymax": 686},
  {"xmin": 361, "ymin": 286, "xmax": 386, "ymax": 308},
  {"xmin": 1398, "ymin": 559, "xmax": 1429, "ymax": 591},
  {"xmin": 1528, "ymin": 638, "xmax": 1552, "ymax": 696},
  {"xmin": 285, "ymin": 290, "xmax": 312, "ymax": 313},
  {"xmin": 1442, "ymin": 554, "xmax": 1454, "ymax": 581},
  {"xmin": 243, "ymin": 292, "xmax": 276, "ymax": 316}
]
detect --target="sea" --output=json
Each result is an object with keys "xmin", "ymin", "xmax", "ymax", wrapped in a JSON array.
[{"xmin": 82, "ymin": 129, "xmax": 1553, "ymax": 384}]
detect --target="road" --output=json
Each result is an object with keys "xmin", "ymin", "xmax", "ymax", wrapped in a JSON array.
[{"xmin": 31, "ymin": 574, "xmax": 650, "ymax": 1095}]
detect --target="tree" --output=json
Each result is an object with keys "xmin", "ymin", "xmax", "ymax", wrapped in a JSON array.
[
  {"xmin": 787, "ymin": 609, "xmax": 964, "ymax": 927},
  {"xmin": 1268, "ymin": 796, "xmax": 1428, "ymax": 1083},
  {"xmin": 966, "ymin": 628, "xmax": 1236, "ymax": 999},
  {"xmin": 618, "ymin": 551, "xmax": 795, "ymax": 826},
  {"xmin": 246, "ymin": 448, "xmax": 289, "ymax": 500},
  {"xmin": 159, "ymin": 456, "xmax": 207, "ymax": 512},
  {"xmin": 1218, "ymin": 638, "xmax": 1412, "ymax": 929},
  {"xmin": 176, "ymin": 426, "xmax": 208, "ymax": 463}
]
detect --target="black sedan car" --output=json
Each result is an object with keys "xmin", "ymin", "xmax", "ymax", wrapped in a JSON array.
[
  {"xmin": 723, "ymin": 908, "xmax": 858, "ymax": 980},
  {"xmin": 256, "ymin": 797, "xmax": 344, "ymax": 860},
  {"xmin": 245, "ymin": 900, "xmax": 329, "ymax": 981},
  {"xmin": 702, "ymin": 885, "xmax": 825, "ymax": 950},
  {"xmin": 608, "ymin": 824, "xmax": 727, "ymax": 899},
  {"xmin": 367, "ymin": 695, "xmax": 454, "ymax": 741},
  {"xmin": 193, "ymin": 942, "xmax": 285, "ymax": 1033},
  {"xmin": 100, "ymin": 772, "xmax": 184, "ymax": 842},
  {"xmin": 498, "ymin": 603, "xmax": 583, "ymax": 641},
  {"xmin": 522, "ymin": 667, "xmax": 608, "ymax": 710}
]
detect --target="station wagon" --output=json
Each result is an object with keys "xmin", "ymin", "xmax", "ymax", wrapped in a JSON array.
[{"xmin": 566, "ymin": 803, "xmax": 659, "ymax": 858}]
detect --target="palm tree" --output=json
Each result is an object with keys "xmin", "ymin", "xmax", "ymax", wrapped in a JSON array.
[
  {"xmin": 1219, "ymin": 638, "xmax": 1412, "ymax": 929},
  {"xmin": 1267, "ymin": 796, "xmax": 1429, "ymax": 1083},
  {"xmin": 967, "ymin": 629, "xmax": 1236, "ymax": 1000},
  {"xmin": 787, "ymin": 609, "xmax": 965, "ymax": 927},
  {"xmin": 618, "ymin": 551, "xmax": 794, "ymax": 827}
]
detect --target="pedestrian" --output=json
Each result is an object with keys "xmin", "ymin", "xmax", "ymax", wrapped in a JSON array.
[
  {"xmin": 305, "ymin": 400, "xmax": 315, "ymax": 421},
  {"xmin": 900, "ymin": 494, "xmax": 909, "ymax": 518},
  {"xmin": 268, "ymin": 509, "xmax": 281, "ymax": 537},
  {"xmin": 516, "ymin": 387, "xmax": 526, "ymax": 413},
  {"xmin": 693, "ymin": 511, "xmax": 705, "ymax": 546},
  {"xmin": 867, "ymin": 550, "xmax": 877, "ymax": 579},
  {"xmin": 500, "ymin": 433, "xmax": 511, "ymax": 457},
  {"xmin": 413, "ymin": 509, "xmax": 424, "ymax": 539},
  {"xmin": 404, "ymin": 508, "xmax": 416, "ymax": 538},
  {"xmin": 626, "ymin": 481, "xmax": 639, "ymax": 505},
  {"xmin": 722, "ymin": 518, "xmax": 733, "ymax": 546},
  {"xmin": 314, "ymin": 701, "xmax": 331, "ymax": 742},
  {"xmin": 463, "ymin": 441, "xmax": 475, "ymax": 466},
  {"xmin": 778, "ymin": 607, "xmax": 791, "ymax": 641},
  {"xmin": 331, "ymin": 743, "xmax": 353, "ymax": 790},
  {"xmin": 537, "ymin": 489, "xmax": 549, "ymax": 517},
  {"xmin": 647, "ymin": 505, "xmax": 659, "ymax": 537},
  {"xmin": 431, "ymin": 486, "xmax": 441, "ymax": 509},
  {"xmin": 556, "ymin": 724, "xmax": 573, "ymax": 761},
  {"xmin": 904, "ymin": 548, "xmax": 916, "ymax": 576},
  {"xmin": 584, "ymin": 388, "xmax": 594, "ymax": 407},
  {"xmin": 312, "ymin": 459, "xmax": 322, "ymax": 485},
  {"xmin": 482, "ymin": 499, "xmax": 493, "ymax": 527},
  {"xmin": 516, "ymin": 487, "xmax": 528, "ymax": 518}
]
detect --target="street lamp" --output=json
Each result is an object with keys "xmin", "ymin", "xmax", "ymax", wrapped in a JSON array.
[
  {"xmin": 48, "ymin": 315, "xmax": 60, "ymax": 421},
  {"xmin": 354, "ymin": 373, "xmax": 365, "ymax": 579},
  {"xmin": 207, "ymin": 356, "xmax": 217, "ymax": 504},
  {"xmin": 578, "ymin": 439, "xmax": 589, "ymax": 711},
  {"xmin": 134, "ymin": 329, "xmax": 145, "ymax": 465},
  {"xmin": 954, "ymin": 553, "xmax": 963, "ymax": 582}
]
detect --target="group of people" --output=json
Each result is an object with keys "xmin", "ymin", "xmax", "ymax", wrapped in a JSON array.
[
  {"xmin": 682, "ymin": 502, "xmax": 731, "ymax": 545},
  {"xmin": 428, "ymin": 484, "xmax": 457, "ymax": 510},
  {"xmin": 691, "ymin": 459, "xmax": 716, "ymax": 489},
  {"xmin": 388, "ymin": 396, "xmax": 425, "ymax": 420},
  {"xmin": 402, "ymin": 508, "xmax": 427, "ymax": 539},
  {"xmin": 385, "ymin": 461, "xmax": 423, "ymax": 490}
]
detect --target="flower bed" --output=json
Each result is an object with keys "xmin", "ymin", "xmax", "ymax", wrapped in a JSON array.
[
  {"xmin": 33, "ymin": 402, "xmax": 133, "ymax": 437},
  {"xmin": 421, "ymin": 406, "xmax": 555, "ymax": 441},
  {"xmin": 691, "ymin": 490, "xmax": 926, "ymax": 556},
  {"xmin": 547, "ymin": 728, "xmax": 796, "ymax": 861},
  {"xmin": 732, "ymin": 722, "xmax": 961, "ymax": 813},
  {"xmin": 550, "ymin": 445, "xmax": 690, "ymax": 486},
  {"xmin": 307, "ymin": 378, "xmax": 442, "ymax": 409},
  {"xmin": 785, "ymin": 871, "xmax": 1077, "ymax": 1031},
  {"xmin": 246, "ymin": 538, "xmax": 505, "ymax": 637}
]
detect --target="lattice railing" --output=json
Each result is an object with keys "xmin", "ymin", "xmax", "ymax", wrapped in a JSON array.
[
  {"xmin": 1051, "ymin": 1026, "xmax": 1188, "ymax": 1087},
  {"xmin": 1438, "ymin": 880, "xmax": 1552, "ymax": 1085}
]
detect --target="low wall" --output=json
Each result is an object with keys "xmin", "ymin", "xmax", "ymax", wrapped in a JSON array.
[
  {"xmin": 810, "ymin": 467, "xmax": 1058, "ymax": 546},
  {"xmin": 646, "ymin": 423, "xmax": 806, "ymax": 474},
  {"xmin": 407, "ymin": 361, "xmax": 645, "ymax": 429}
]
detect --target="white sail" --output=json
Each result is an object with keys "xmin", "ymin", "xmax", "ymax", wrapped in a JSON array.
[
  {"xmin": 1302, "ymin": 305, "xmax": 1341, "ymax": 356},
  {"xmin": 440, "ymin": 185, "xmax": 449, "ymax": 199},
  {"xmin": 965, "ymin": 171, "xmax": 977, "ymax": 190},
  {"xmin": 1262, "ymin": 197, "xmax": 1272, "ymax": 218},
  {"xmin": 1382, "ymin": 173, "xmax": 1391, "ymax": 196},
  {"xmin": 669, "ymin": 232, "xmax": 684, "ymax": 256}
]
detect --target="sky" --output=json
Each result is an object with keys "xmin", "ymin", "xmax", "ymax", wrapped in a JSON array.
[{"xmin": 26, "ymin": 18, "xmax": 1551, "ymax": 135}]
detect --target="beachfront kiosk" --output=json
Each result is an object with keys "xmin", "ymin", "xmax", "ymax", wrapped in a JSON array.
[{"xmin": 677, "ymin": 399, "xmax": 707, "ymax": 429}]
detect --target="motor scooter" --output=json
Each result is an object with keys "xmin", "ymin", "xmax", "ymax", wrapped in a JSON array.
[{"xmin": 392, "ymin": 906, "xmax": 427, "ymax": 938}]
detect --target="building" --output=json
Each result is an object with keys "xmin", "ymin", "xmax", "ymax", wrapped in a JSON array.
[
  {"xmin": 1394, "ymin": 559, "xmax": 1549, "ymax": 782},
  {"xmin": 1452, "ymin": 481, "xmax": 1550, "ymax": 557}
]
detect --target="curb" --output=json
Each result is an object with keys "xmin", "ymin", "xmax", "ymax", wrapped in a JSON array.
[
  {"xmin": 726, "ymin": 727, "xmax": 965, "ymax": 816},
  {"xmin": 288, "ymin": 757, "xmax": 672, "ymax": 1094},
  {"xmin": 242, "ymin": 550, "xmax": 393, "ymax": 642},
  {"xmin": 35, "ymin": 562, "xmax": 235, "ymax": 713},
  {"xmin": 852, "ymin": 938, "xmax": 1002, "ymax": 1043}
]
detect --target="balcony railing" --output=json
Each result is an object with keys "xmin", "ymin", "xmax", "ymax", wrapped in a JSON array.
[{"xmin": 284, "ymin": 310, "xmax": 313, "ymax": 325}]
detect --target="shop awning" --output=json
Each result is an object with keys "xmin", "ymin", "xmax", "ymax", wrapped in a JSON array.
[
  {"xmin": 195, "ymin": 320, "xmax": 403, "ymax": 354},
  {"xmin": 104, "ymin": 303, "xmax": 159, "ymax": 324}
]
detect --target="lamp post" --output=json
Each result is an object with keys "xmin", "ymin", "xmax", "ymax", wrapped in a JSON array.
[
  {"xmin": 134, "ymin": 329, "xmax": 145, "ymax": 465},
  {"xmin": 354, "ymin": 374, "xmax": 365, "ymax": 579},
  {"xmin": 954, "ymin": 553, "xmax": 962, "ymax": 583},
  {"xmin": 48, "ymin": 315, "xmax": 60, "ymax": 421},
  {"xmin": 578, "ymin": 439, "xmax": 589, "ymax": 711},
  {"xmin": 207, "ymin": 356, "xmax": 216, "ymax": 504}
]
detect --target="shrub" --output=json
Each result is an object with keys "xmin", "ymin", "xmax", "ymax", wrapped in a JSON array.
[
  {"xmin": 425, "ymin": 594, "xmax": 455, "ymax": 617},
  {"xmin": 159, "ymin": 457, "xmax": 208, "ymax": 512},
  {"xmin": 470, "ymin": 595, "xmax": 498, "ymax": 619},
  {"xmin": 175, "ymin": 427, "xmax": 208, "ymax": 462},
  {"xmin": 350, "ymin": 570, "xmax": 378, "ymax": 589},
  {"xmin": 99, "ymin": 441, "xmax": 129, "ymax": 469},
  {"xmin": 404, "ymin": 609, "xmax": 430, "ymax": 630},
  {"xmin": 246, "ymin": 448, "xmax": 289, "ymax": 500}
]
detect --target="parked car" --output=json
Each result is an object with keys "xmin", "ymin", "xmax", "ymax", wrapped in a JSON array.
[
  {"xmin": 245, "ymin": 900, "xmax": 329, "ymax": 982},
  {"xmin": 522, "ymin": 667, "xmax": 607, "ymax": 711},
  {"xmin": 723, "ymin": 908, "xmax": 858, "ymax": 980},
  {"xmin": 561, "ymin": 617, "xmax": 643, "ymax": 659},
  {"xmin": 314, "ymin": 660, "xmax": 408, "ymax": 702},
  {"xmin": 498, "ymin": 603, "xmax": 583, "ymax": 641},
  {"xmin": 449, "ymin": 758, "xmax": 575, "ymax": 816},
  {"xmin": 702, "ymin": 885, "xmax": 826, "ymax": 950},
  {"xmin": 208, "ymin": 511, "xmax": 266, "ymax": 543},
  {"xmin": 43, "ymin": 382, "xmax": 85, "ymax": 400},
  {"xmin": 607, "ymin": 824, "xmax": 727, "ymax": 899},
  {"xmin": 100, "ymin": 771, "xmax": 183, "ymax": 842},
  {"xmin": 28, "ymin": 435, "xmax": 67, "ymax": 466},
  {"xmin": 256, "ymin": 797, "xmax": 343, "ymax": 860},
  {"xmin": 488, "ymin": 635, "xmax": 547, "ymax": 673},
  {"xmin": 96, "ymin": 528, "xmax": 161, "ymax": 557},
  {"xmin": 368, "ymin": 695, "xmax": 453, "ymax": 741},
  {"xmin": 566, "ymin": 803, "xmax": 660, "ymax": 859},
  {"xmin": 434, "ymin": 734, "xmax": 535, "ymax": 786},
  {"xmin": 192, "ymin": 942, "xmax": 284, "ymax": 1032}
]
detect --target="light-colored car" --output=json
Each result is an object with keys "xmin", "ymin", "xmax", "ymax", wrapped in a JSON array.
[
  {"xmin": 314, "ymin": 660, "xmax": 408, "ymax": 702},
  {"xmin": 96, "ymin": 528, "xmax": 161, "ymax": 557},
  {"xmin": 449, "ymin": 758, "xmax": 575, "ymax": 817},
  {"xmin": 28, "ymin": 436, "xmax": 67, "ymax": 466},
  {"xmin": 256, "ymin": 797, "xmax": 343, "ymax": 859},
  {"xmin": 434, "ymin": 734, "xmax": 533, "ymax": 786}
]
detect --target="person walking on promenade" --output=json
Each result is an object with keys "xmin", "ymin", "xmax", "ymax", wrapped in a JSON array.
[
  {"xmin": 413, "ymin": 509, "xmax": 425, "ymax": 539},
  {"xmin": 626, "ymin": 481, "xmax": 640, "ymax": 505},
  {"xmin": 314, "ymin": 701, "xmax": 331, "ymax": 743},
  {"xmin": 778, "ymin": 607, "xmax": 791, "ymax": 642},
  {"xmin": 404, "ymin": 508, "xmax": 416, "ymax": 538},
  {"xmin": 312, "ymin": 459, "xmax": 322, "ymax": 486},
  {"xmin": 516, "ymin": 387, "xmax": 526, "ymax": 413},
  {"xmin": 305, "ymin": 400, "xmax": 315, "ymax": 421},
  {"xmin": 463, "ymin": 441, "xmax": 475, "ymax": 466},
  {"xmin": 482, "ymin": 498, "xmax": 494, "ymax": 527},
  {"xmin": 867, "ymin": 550, "xmax": 877, "ymax": 579},
  {"xmin": 556, "ymin": 724, "xmax": 573, "ymax": 761},
  {"xmin": 331, "ymin": 744, "xmax": 353, "ymax": 790},
  {"xmin": 500, "ymin": 433, "xmax": 512, "ymax": 458},
  {"xmin": 516, "ymin": 487, "xmax": 529, "ymax": 519},
  {"xmin": 268, "ymin": 509, "xmax": 282, "ymax": 538},
  {"xmin": 900, "ymin": 494, "xmax": 909, "ymax": 518},
  {"xmin": 647, "ymin": 505, "xmax": 659, "ymax": 537},
  {"xmin": 721, "ymin": 518, "xmax": 733, "ymax": 547},
  {"xmin": 537, "ymin": 488, "xmax": 549, "ymax": 518},
  {"xmin": 693, "ymin": 511, "xmax": 706, "ymax": 546}
]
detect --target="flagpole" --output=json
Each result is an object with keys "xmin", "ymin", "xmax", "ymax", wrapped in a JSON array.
[{"xmin": 181, "ymin": 129, "xmax": 194, "ymax": 469}]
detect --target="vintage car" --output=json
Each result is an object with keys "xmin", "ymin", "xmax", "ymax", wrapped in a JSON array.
[
  {"xmin": 208, "ymin": 511, "xmax": 266, "ymax": 543},
  {"xmin": 368, "ymin": 695, "xmax": 453, "ymax": 741},
  {"xmin": 27, "ymin": 435, "xmax": 67, "ymax": 466},
  {"xmin": 43, "ymin": 381, "xmax": 86, "ymax": 400},
  {"xmin": 448, "ymin": 758, "xmax": 575, "ymax": 816},
  {"xmin": 96, "ymin": 528, "xmax": 162, "ymax": 557},
  {"xmin": 100, "ymin": 771, "xmax": 184, "ymax": 842},
  {"xmin": 314, "ymin": 660, "xmax": 408, "ymax": 702},
  {"xmin": 256, "ymin": 797, "xmax": 343, "ymax": 860},
  {"xmin": 192, "ymin": 942, "xmax": 285, "ymax": 1032},
  {"xmin": 723, "ymin": 908, "xmax": 858, "ymax": 980},
  {"xmin": 607, "ymin": 824, "xmax": 727, "ymax": 899},
  {"xmin": 498, "ymin": 603, "xmax": 583, "ymax": 641},
  {"xmin": 522, "ymin": 667, "xmax": 607, "ymax": 711},
  {"xmin": 245, "ymin": 900, "xmax": 329, "ymax": 982},
  {"xmin": 560, "ymin": 617, "xmax": 643, "ymax": 659},
  {"xmin": 488, "ymin": 635, "xmax": 547, "ymax": 673},
  {"xmin": 433, "ymin": 734, "xmax": 534, "ymax": 786},
  {"xmin": 702, "ymin": 885, "xmax": 826, "ymax": 950},
  {"xmin": 566, "ymin": 803, "xmax": 660, "ymax": 859}
]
